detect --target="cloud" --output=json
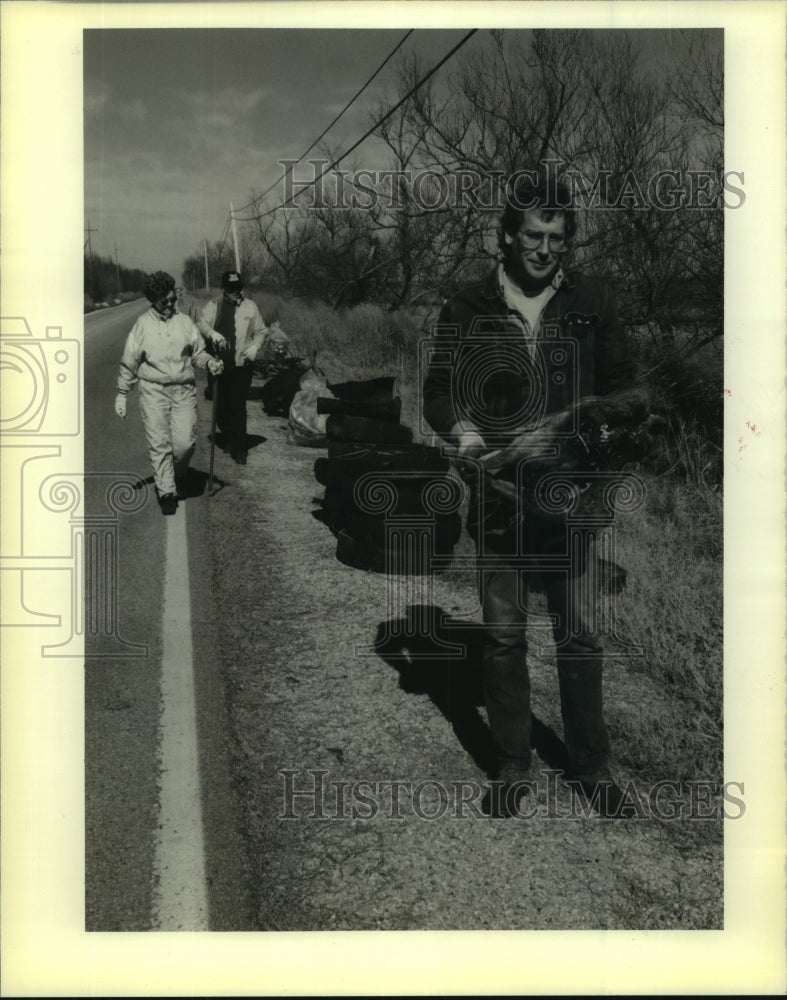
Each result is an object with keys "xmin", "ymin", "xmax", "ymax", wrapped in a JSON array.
[
  {"xmin": 118, "ymin": 98, "xmax": 147, "ymax": 123},
  {"xmin": 84, "ymin": 78, "xmax": 110, "ymax": 116},
  {"xmin": 183, "ymin": 86, "xmax": 267, "ymax": 120},
  {"xmin": 84, "ymin": 81, "xmax": 146, "ymax": 125}
]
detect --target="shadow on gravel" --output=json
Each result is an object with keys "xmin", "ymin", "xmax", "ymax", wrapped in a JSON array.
[
  {"xmin": 206, "ymin": 431, "xmax": 268, "ymax": 453},
  {"xmin": 245, "ymin": 432, "xmax": 267, "ymax": 451},
  {"xmin": 132, "ymin": 469, "xmax": 229, "ymax": 499},
  {"xmin": 373, "ymin": 604, "xmax": 571, "ymax": 777}
]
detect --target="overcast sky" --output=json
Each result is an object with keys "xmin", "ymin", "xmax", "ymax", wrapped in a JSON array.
[
  {"xmin": 84, "ymin": 27, "xmax": 716, "ymax": 283},
  {"xmin": 84, "ymin": 28, "xmax": 477, "ymax": 281}
]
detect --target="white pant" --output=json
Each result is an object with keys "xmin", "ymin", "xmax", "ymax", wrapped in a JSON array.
[{"xmin": 138, "ymin": 380, "xmax": 197, "ymax": 495}]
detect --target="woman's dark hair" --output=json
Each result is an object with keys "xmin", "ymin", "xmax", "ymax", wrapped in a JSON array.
[
  {"xmin": 144, "ymin": 270, "xmax": 176, "ymax": 303},
  {"xmin": 498, "ymin": 170, "xmax": 577, "ymax": 258}
]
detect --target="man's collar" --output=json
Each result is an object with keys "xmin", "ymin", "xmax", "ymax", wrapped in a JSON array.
[
  {"xmin": 493, "ymin": 262, "xmax": 568, "ymax": 301},
  {"xmin": 551, "ymin": 266, "xmax": 567, "ymax": 291}
]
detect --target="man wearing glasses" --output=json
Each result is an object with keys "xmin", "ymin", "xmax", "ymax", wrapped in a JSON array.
[
  {"xmin": 423, "ymin": 171, "xmax": 636, "ymax": 818},
  {"xmin": 114, "ymin": 270, "xmax": 224, "ymax": 515}
]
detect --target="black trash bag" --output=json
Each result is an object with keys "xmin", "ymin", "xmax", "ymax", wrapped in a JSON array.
[
  {"xmin": 318, "ymin": 476, "xmax": 463, "ymax": 519},
  {"xmin": 260, "ymin": 361, "xmax": 311, "ymax": 416},
  {"xmin": 324, "ymin": 442, "xmax": 450, "ymax": 472},
  {"xmin": 334, "ymin": 514, "xmax": 462, "ymax": 575},
  {"xmin": 317, "ymin": 396, "xmax": 402, "ymax": 422},
  {"xmin": 327, "ymin": 375, "xmax": 396, "ymax": 404},
  {"xmin": 336, "ymin": 509, "xmax": 461, "ymax": 548},
  {"xmin": 315, "ymin": 454, "xmax": 450, "ymax": 490},
  {"xmin": 326, "ymin": 413, "xmax": 413, "ymax": 446}
]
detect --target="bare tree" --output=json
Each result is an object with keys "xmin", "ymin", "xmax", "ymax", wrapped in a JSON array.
[{"xmin": 364, "ymin": 28, "xmax": 723, "ymax": 342}]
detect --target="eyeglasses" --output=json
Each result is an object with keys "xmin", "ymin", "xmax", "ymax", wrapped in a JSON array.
[
  {"xmin": 518, "ymin": 230, "xmax": 567, "ymax": 253},
  {"xmin": 156, "ymin": 294, "xmax": 177, "ymax": 307}
]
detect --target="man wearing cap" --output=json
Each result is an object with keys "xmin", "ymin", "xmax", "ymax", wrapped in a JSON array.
[{"xmin": 198, "ymin": 270, "xmax": 269, "ymax": 464}]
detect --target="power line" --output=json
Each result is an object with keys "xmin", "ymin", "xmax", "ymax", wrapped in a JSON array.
[
  {"xmin": 236, "ymin": 28, "xmax": 478, "ymax": 224},
  {"xmin": 233, "ymin": 29, "xmax": 414, "ymax": 216}
]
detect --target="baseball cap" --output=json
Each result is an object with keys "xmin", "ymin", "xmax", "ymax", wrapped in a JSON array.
[{"xmin": 221, "ymin": 270, "xmax": 244, "ymax": 292}]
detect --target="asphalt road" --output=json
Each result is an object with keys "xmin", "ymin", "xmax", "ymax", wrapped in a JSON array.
[{"xmin": 84, "ymin": 300, "xmax": 251, "ymax": 930}]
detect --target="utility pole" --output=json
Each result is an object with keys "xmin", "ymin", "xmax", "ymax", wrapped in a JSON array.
[
  {"xmin": 204, "ymin": 239, "xmax": 210, "ymax": 290},
  {"xmin": 84, "ymin": 220, "xmax": 98, "ymax": 298},
  {"xmin": 230, "ymin": 202, "xmax": 240, "ymax": 272},
  {"xmin": 114, "ymin": 243, "xmax": 122, "ymax": 295},
  {"xmin": 85, "ymin": 219, "xmax": 97, "ymax": 258},
  {"xmin": 85, "ymin": 219, "xmax": 98, "ymax": 298}
]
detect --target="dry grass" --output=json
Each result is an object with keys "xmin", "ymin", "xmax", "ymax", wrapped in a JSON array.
[{"xmin": 609, "ymin": 475, "xmax": 723, "ymax": 781}]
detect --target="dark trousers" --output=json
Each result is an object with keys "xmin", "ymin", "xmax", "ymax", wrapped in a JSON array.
[
  {"xmin": 477, "ymin": 510, "xmax": 610, "ymax": 778},
  {"xmin": 214, "ymin": 364, "xmax": 253, "ymax": 452}
]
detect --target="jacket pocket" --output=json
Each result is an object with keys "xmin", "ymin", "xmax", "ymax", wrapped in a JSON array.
[
  {"xmin": 563, "ymin": 312, "xmax": 597, "ymax": 378},
  {"xmin": 563, "ymin": 311, "xmax": 599, "ymax": 338}
]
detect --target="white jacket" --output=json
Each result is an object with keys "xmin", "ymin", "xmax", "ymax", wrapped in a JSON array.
[
  {"xmin": 197, "ymin": 295, "xmax": 268, "ymax": 367},
  {"xmin": 116, "ymin": 309, "xmax": 213, "ymax": 393}
]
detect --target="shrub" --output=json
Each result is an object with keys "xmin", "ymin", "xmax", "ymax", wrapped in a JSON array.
[{"xmin": 630, "ymin": 325, "xmax": 723, "ymax": 487}]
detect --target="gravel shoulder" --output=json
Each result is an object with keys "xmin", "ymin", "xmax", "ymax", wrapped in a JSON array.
[{"xmin": 199, "ymin": 378, "xmax": 723, "ymax": 932}]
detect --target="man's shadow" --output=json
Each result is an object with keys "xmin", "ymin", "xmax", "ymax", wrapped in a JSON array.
[
  {"xmin": 208, "ymin": 431, "xmax": 267, "ymax": 453},
  {"xmin": 373, "ymin": 604, "xmax": 570, "ymax": 777}
]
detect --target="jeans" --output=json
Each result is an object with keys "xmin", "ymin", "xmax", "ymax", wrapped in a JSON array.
[{"xmin": 477, "ymin": 506, "xmax": 610, "ymax": 778}]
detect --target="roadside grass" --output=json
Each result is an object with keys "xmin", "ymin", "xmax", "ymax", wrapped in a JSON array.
[
  {"xmin": 245, "ymin": 290, "xmax": 723, "ymax": 784},
  {"xmin": 608, "ymin": 474, "xmax": 723, "ymax": 782}
]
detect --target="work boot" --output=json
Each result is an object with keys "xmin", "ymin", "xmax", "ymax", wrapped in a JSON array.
[
  {"xmin": 482, "ymin": 763, "xmax": 535, "ymax": 819},
  {"xmin": 158, "ymin": 492, "xmax": 178, "ymax": 516},
  {"xmin": 231, "ymin": 449, "xmax": 247, "ymax": 465},
  {"xmin": 565, "ymin": 769, "xmax": 638, "ymax": 819}
]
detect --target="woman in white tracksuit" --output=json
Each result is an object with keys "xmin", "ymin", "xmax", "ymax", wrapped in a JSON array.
[{"xmin": 114, "ymin": 271, "xmax": 224, "ymax": 515}]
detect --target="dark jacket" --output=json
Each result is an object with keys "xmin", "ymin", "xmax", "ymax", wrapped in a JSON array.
[{"xmin": 423, "ymin": 266, "xmax": 635, "ymax": 445}]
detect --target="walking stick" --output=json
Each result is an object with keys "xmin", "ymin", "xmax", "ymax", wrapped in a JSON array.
[{"xmin": 208, "ymin": 376, "xmax": 219, "ymax": 495}]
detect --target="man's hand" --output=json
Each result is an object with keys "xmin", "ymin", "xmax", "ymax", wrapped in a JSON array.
[
  {"xmin": 241, "ymin": 345, "xmax": 259, "ymax": 363},
  {"xmin": 207, "ymin": 358, "xmax": 224, "ymax": 375},
  {"xmin": 457, "ymin": 429, "xmax": 486, "ymax": 462},
  {"xmin": 210, "ymin": 331, "xmax": 229, "ymax": 351},
  {"xmin": 114, "ymin": 394, "xmax": 127, "ymax": 420},
  {"xmin": 454, "ymin": 428, "xmax": 486, "ymax": 483}
]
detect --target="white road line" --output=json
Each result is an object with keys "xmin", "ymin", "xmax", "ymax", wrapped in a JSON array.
[{"xmin": 152, "ymin": 506, "xmax": 209, "ymax": 930}]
